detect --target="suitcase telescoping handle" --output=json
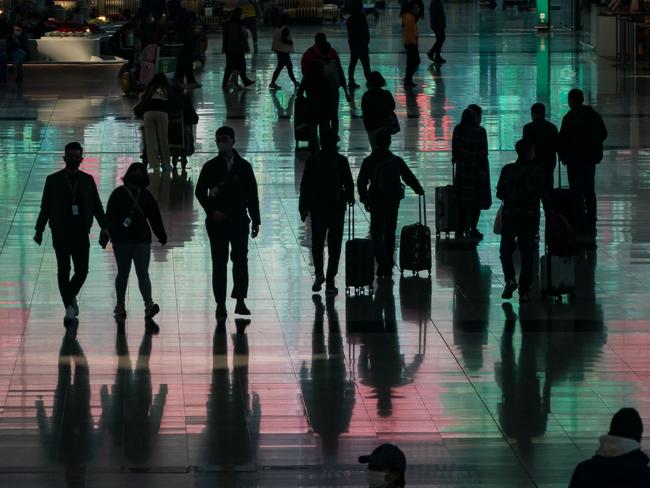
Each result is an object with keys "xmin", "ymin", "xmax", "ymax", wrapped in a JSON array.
[
  {"xmin": 557, "ymin": 161, "xmax": 563, "ymax": 189},
  {"xmin": 348, "ymin": 203, "xmax": 355, "ymax": 240},
  {"xmin": 418, "ymin": 193, "xmax": 426, "ymax": 227}
]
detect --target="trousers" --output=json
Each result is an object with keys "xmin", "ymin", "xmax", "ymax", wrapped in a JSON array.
[
  {"xmin": 113, "ymin": 242, "xmax": 153, "ymax": 305},
  {"xmin": 404, "ymin": 44, "xmax": 420, "ymax": 82},
  {"xmin": 143, "ymin": 110, "xmax": 170, "ymax": 169},
  {"xmin": 53, "ymin": 232, "xmax": 90, "ymax": 308},
  {"xmin": 207, "ymin": 219, "xmax": 250, "ymax": 304},
  {"xmin": 499, "ymin": 220, "xmax": 537, "ymax": 293},
  {"xmin": 370, "ymin": 203, "xmax": 400, "ymax": 273},
  {"xmin": 310, "ymin": 208, "xmax": 345, "ymax": 282},
  {"xmin": 566, "ymin": 163, "xmax": 597, "ymax": 234},
  {"xmin": 348, "ymin": 46, "xmax": 371, "ymax": 83},
  {"xmin": 271, "ymin": 52, "xmax": 297, "ymax": 84}
]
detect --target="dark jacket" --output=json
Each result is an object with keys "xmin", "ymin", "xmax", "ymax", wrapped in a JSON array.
[
  {"xmin": 361, "ymin": 88, "xmax": 396, "ymax": 132},
  {"xmin": 222, "ymin": 18, "xmax": 247, "ymax": 56},
  {"xmin": 452, "ymin": 112, "xmax": 491, "ymax": 209},
  {"xmin": 357, "ymin": 149, "xmax": 423, "ymax": 206},
  {"xmin": 35, "ymin": 169, "xmax": 106, "ymax": 235},
  {"xmin": 346, "ymin": 13, "xmax": 370, "ymax": 50},
  {"xmin": 496, "ymin": 158, "xmax": 545, "ymax": 224},
  {"xmin": 522, "ymin": 118, "xmax": 558, "ymax": 176},
  {"xmin": 299, "ymin": 150, "xmax": 355, "ymax": 215},
  {"xmin": 106, "ymin": 185, "xmax": 167, "ymax": 243},
  {"xmin": 195, "ymin": 150, "xmax": 261, "ymax": 226},
  {"xmin": 297, "ymin": 73, "xmax": 333, "ymax": 123},
  {"xmin": 569, "ymin": 435, "xmax": 650, "ymax": 488},
  {"xmin": 558, "ymin": 104, "xmax": 607, "ymax": 165},
  {"xmin": 429, "ymin": 0, "xmax": 446, "ymax": 31}
]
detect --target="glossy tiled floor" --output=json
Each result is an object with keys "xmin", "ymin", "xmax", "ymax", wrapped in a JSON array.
[{"xmin": 1, "ymin": 2, "xmax": 649, "ymax": 486}]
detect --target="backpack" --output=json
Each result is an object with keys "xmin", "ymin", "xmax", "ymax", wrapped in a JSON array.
[
  {"xmin": 322, "ymin": 58, "xmax": 340, "ymax": 90},
  {"xmin": 310, "ymin": 152, "xmax": 342, "ymax": 205},
  {"xmin": 372, "ymin": 156, "xmax": 404, "ymax": 201}
]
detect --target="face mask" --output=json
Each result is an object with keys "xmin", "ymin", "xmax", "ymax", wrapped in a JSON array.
[
  {"xmin": 130, "ymin": 174, "xmax": 147, "ymax": 188},
  {"xmin": 367, "ymin": 469, "xmax": 387, "ymax": 488}
]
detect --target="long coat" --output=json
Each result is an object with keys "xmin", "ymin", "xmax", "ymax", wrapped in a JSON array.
[{"xmin": 452, "ymin": 112, "xmax": 491, "ymax": 209}]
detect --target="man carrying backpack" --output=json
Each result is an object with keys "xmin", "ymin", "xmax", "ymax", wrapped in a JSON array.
[
  {"xmin": 299, "ymin": 130, "xmax": 355, "ymax": 296},
  {"xmin": 357, "ymin": 130, "xmax": 424, "ymax": 278}
]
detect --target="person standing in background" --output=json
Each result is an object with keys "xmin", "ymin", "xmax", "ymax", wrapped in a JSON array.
[{"xmin": 401, "ymin": 0, "xmax": 420, "ymax": 88}]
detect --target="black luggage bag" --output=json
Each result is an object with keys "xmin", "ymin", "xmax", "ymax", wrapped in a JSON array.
[
  {"xmin": 345, "ymin": 205, "xmax": 374, "ymax": 295},
  {"xmin": 399, "ymin": 194, "xmax": 431, "ymax": 276}
]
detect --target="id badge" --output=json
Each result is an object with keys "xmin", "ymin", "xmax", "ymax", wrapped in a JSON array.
[
  {"xmin": 71, "ymin": 205, "xmax": 80, "ymax": 216},
  {"xmin": 122, "ymin": 217, "xmax": 132, "ymax": 228}
]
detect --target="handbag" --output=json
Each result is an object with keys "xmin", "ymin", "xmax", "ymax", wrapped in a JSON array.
[
  {"xmin": 493, "ymin": 204, "xmax": 503, "ymax": 235},
  {"xmin": 386, "ymin": 111, "xmax": 400, "ymax": 135}
]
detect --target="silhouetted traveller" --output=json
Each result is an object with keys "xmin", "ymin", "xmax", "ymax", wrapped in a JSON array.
[
  {"xmin": 496, "ymin": 139, "xmax": 544, "ymax": 303},
  {"xmin": 196, "ymin": 126, "xmax": 261, "ymax": 319},
  {"xmin": 401, "ymin": 0, "xmax": 420, "ymax": 88},
  {"xmin": 174, "ymin": 12, "xmax": 201, "ymax": 89},
  {"xmin": 106, "ymin": 163, "xmax": 167, "ymax": 320},
  {"xmin": 426, "ymin": 0, "xmax": 446, "ymax": 64},
  {"xmin": 269, "ymin": 14, "xmax": 298, "ymax": 90},
  {"xmin": 357, "ymin": 130, "xmax": 424, "ymax": 277},
  {"xmin": 346, "ymin": 0, "xmax": 372, "ymax": 89},
  {"xmin": 569, "ymin": 408, "xmax": 650, "ymax": 487},
  {"xmin": 239, "ymin": 0, "xmax": 261, "ymax": 53},
  {"xmin": 319, "ymin": 41, "xmax": 350, "ymax": 136},
  {"xmin": 359, "ymin": 443, "xmax": 407, "ymax": 488},
  {"xmin": 299, "ymin": 130, "xmax": 355, "ymax": 295},
  {"xmin": 0, "ymin": 23, "xmax": 28, "ymax": 84},
  {"xmin": 34, "ymin": 142, "xmax": 109, "ymax": 323},
  {"xmin": 361, "ymin": 71, "xmax": 396, "ymax": 150},
  {"xmin": 297, "ymin": 60, "xmax": 332, "ymax": 152},
  {"xmin": 452, "ymin": 106, "xmax": 491, "ymax": 239},
  {"xmin": 522, "ymin": 102, "xmax": 558, "ymax": 205},
  {"xmin": 558, "ymin": 88, "xmax": 607, "ymax": 237},
  {"xmin": 301, "ymin": 32, "xmax": 342, "ymax": 76},
  {"xmin": 222, "ymin": 8, "xmax": 255, "ymax": 90}
]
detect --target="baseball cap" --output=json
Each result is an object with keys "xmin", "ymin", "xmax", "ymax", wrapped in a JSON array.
[{"xmin": 358, "ymin": 444, "xmax": 407, "ymax": 472}]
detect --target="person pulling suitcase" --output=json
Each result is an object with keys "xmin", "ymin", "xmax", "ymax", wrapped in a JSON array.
[{"xmin": 357, "ymin": 130, "xmax": 424, "ymax": 278}]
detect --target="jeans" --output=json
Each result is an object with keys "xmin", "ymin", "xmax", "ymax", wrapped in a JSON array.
[
  {"xmin": 207, "ymin": 219, "xmax": 249, "ymax": 304},
  {"xmin": 271, "ymin": 52, "xmax": 297, "ymax": 84},
  {"xmin": 310, "ymin": 208, "xmax": 345, "ymax": 282},
  {"xmin": 370, "ymin": 203, "xmax": 400, "ymax": 273},
  {"xmin": 52, "ymin": 232, "xmax": 90, "ymax": 308},
  {"xmin": 348, "ymin": 46, "xmax": 371, "ymax": 83},
  {"xmin": 499, "ymin": 220, "xmax": 537, "ymax": 293},
  {"xmin": 143, "ymin": 110, "xmax": 170, "ymax": 169},
  {"xmin": 566, "ymin": 163, "xmax": 597, "ymax": 234},
  {"xmin": 113, "ymin": 242, "xmax": 153, "ymax": 305},
  {"xmin": 404, "ymin": 44, "xmax": 420, "ymax": 82},
  {"xmin": 428, "ymin": 28, "xmax": 446, "ymax": 58},
  {"xmin": 0, "ymin": 48, "xmax": 26, "ymax": 81}
]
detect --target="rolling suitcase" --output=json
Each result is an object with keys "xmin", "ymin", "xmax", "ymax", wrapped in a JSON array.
[
  {"xmin": 540, "ymin": 254, "xmax": 576, "ymax": 300},
  {"xmin": 345, "ymin": 205, "xmax": 374, "ymax": 295},
  {"xmin": 435, "ymin": 161, "xmax": 459, "ymax": 237},
  {"xmin": 399, "ymin": 194, "xmax": 431, "ymax": 276},
  {"xmin": 294, "ymin": 95, "xmax": 311, "ymax": 149}
]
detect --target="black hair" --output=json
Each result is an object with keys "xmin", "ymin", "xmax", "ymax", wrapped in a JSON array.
[
  {"xmin": 216, "ymin": 126, "xmax": 236, "ymax": 140},
  {"xmin": 65, "ymin": 142, "xmax": 83, "ymax": 154},
  {"xmin": 122, "ymin": 162, "xmax": 149, "ymax": 188},
  {"xmin": 319, "ymin": 129, "xmax": 338, "ymax": 149},
  {"xmin": 314, "ymin": 32, "xmax": 326, "ymax": 44},
  {"xmin": 515, "ymin": 138, "xmax": 534, "ymax": 158},
  {"xmin": 468, "ymin": 104, "xmax": 482, "ymax": 116},
  {"xmin": 367, "ymin": 71, "xmax": 386, "ymax": 89},
  {"xmin": 531, "ymin": 102, "xmax": 545, "ymax": 116},
  {"xmin": 568, "ymin": 88, "xmax": 584, "ymax": 105},
  {"xmin": 320, "ymin": 41, "xmax": 331, "ymax": 57}
]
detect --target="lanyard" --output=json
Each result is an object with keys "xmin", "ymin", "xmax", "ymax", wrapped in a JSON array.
[
  {"xmin": 65, "ymin": 174, "xmax": 79, "ymax": 203},
  {"xmin": 124, "ymin": 186, "xmax": 142, "ymax": 218}
]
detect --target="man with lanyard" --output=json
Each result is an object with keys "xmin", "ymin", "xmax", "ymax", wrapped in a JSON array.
[
  {"xmin": 195, "ymin": 126, "xmax": 261, "ymax": 319},
  {"xmin": 34, "ymin": 142, "xmax": 109, "ymax": 323}
]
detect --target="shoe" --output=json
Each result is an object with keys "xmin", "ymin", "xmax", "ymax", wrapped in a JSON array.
[
  {"xmin": 145, "ymin": 318, "xmax": 160, "ymax": 335},
  {"xmin": 64, "ymin": 305, "xmax": 76, "ymax": 322},
  {"xmin": 325, "ymin": 283, "xmax": 338, "ymax": 296},
  {"xmin": 469, "ymin": 229, "xmax": 484, "ymax": 240},
  {"xmin": 312, "ymin": 275, "xmax": 326, "ymax": 292},
  {"xmin": 72, "ymin": 296, "xmax": 79, "ymax": 317},
  {"xmin": 434, "ymin": 56, "xmax": 447, "ymax": 64},
  {"xmin": 235, "ymin": 318, "xmax": 251, "ymax": 334},
  {"xmin": 501, "ymin": 280, "xmax": 518, "ymax": 300},
  {"xmin": 235, "ymin": 299, "xmax": 251, "ymax": 315},
  {"xmin": 243, "ymin": 79, "xmax": 255, "ymax": 87},
  {"xmin": 426, "ymin": 51, "xmax": 434, "ymax": 61},
  {"xmin": 114, "ymin": 303, "xmax": 127, "ymax": 318},
  {"xmin": 216, "ymin": 302, "xmax": 228, "ymax": 319},
  {"xmin": 269, "ymin": 83, "xmax": 281, "ymax": 90},
  {"xmin": 144, "ymin": 302, "xmax": 160, "ymax": 319},
  {"xmin": 519, "ymin": 291, "xmax": 530, "ymax": 303},
  {"xmin": 348, "ymin": 81, "xmax": 360, "ymax": 89}
]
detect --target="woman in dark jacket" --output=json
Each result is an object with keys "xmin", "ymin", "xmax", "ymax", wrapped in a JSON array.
[
  {"xmin": 361, "ymin": 71, "xmax": 396, "ymax": 150},
  {"xmin": 221, "ymin": 8, "xmax": 255, "ymax": 90},
  {"xmin": 106, "ymin": 163, "xmax": 167, "ymax": 320},
  {"xmin": 451, "ymin": 106, "xmax": 491, "ymax": 239}
]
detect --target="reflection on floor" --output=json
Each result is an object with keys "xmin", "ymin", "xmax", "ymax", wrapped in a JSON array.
[{"xmin": 0, "ymin": 1, "xmax": 648, "ymax": 487}]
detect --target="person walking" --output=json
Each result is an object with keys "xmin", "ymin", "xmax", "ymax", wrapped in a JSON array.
[
  {"xmin": 319, "ymin": 42, "xmax": 350, "ymax": 136},
  {"xmin": 569, "ymin": 408, "xmax": 650, "ymax": 488},
  {"xmin": 496, "ymin": 139, "xmax": 545, "ymax": 303},
  {"xmin": 174, "ymin": 12, "xmax": 201, "ymax": 89},
  {"xmin": 269, "ymin": 14, "xmax": 298, "ymax": 90},
  {"xmin": 239, "ymin": 0, "xmax": 261, "ymax": 54},
  {"xmin": 522, "ymin": 102, "xmax": 558, "ymax": 209},
  {"xmin": 357, "ymin": 130, "xmax": 424, "ymax": 278},
  {"xmin": 401, "ymin": 0, "xmax": 420, "ymax": 88},
  {"xmin": 301, "ymin": 32, "xmax": 342, "ymax": 76},
  {"xmin": 222, "ymin": 8, "xmax": 255, "ymax": 90},
  {"xmin": 135, "ymin": 73, "xmax": 174, "ymax": 171},
  {"xmin": 106, "ymin": 163, "xmax": 167, "ymax": 320},
  {"xmin": 297, "ymin": 60, "xmax": 333, "ymax": 153},
  {"xmin": 34, "ymin": 142, "xmax": 109, "ymax": 323},
  {"xmin": 426, "ymin": 0, "xmax": 446, "ymax": 64},
  {"xmin": 346, "ymin": 0, "xmax": 371, "ymax": 89},
  {"xmin": 361, "ymin": 71, "xmax": 396, "ymax": 150},
  {"xmin": 0, "ymin": 23, "xmax": 28, "ymax": 84},
  {"xmin": 195, "ymin": 126, "xmax": 261, "ymax": 319},
  {"xmin": 558, "ymin": 88, "xmax": 607, "ymax": 238},
  {"xmin": 299, "ymin": 130, "xmax": 355, "ymax": 296},
  {"xmin": 452, "ymin": 106, "xmax": 491, "ymax": 239}
]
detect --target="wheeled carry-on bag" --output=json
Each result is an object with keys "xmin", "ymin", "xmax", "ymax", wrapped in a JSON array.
[
  {"xmin": 294, "ymin": 95, "xmax": 311, "ymax": 149},
  {"xmin": 540, "ymin": 254, "xmax": 576, "ymax": 300},
  {"xmin": 435, "ymin": 161, "xmax": 459, "ymax": 237},
  {"xmin": 345, "ymin": 205, "xmax": 374, "ymax": 295},
  {"xmin": 399, "ymin": 194, "xmax": 431, "ymax": 276}
]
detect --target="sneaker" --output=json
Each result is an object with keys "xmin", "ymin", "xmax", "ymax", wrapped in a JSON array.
[
  {"xmin": 501, "ymin": 280, "xmax": 518, "ymax": 300},
  {"xmin": 235, "ymin": 318, "xmax": 251, "ymax": 334},
  {"xmin": 312, "ymin": 275, "xmax": 326, "ymax": 292},
  {"xmin": 469, "ymin": 229, "xmax": 484, "ymax": 240},
  {"xmin": 64, "ymin": 305, "xmax": 76, "ymax": 322},
  {"xmin": 114, "ymin": 303, "xmax": 127, "ymax": 318},
  {"xmin": 269, "ymin": 83, "xmax": 281, "ymax": 90},
  {"xmin": 235, "ymin": 299, "xmax": 251, "ymax": 315},
  {"xmin": 519, "ymin": 291, "xmax": 530, "ymax": 303},
  {"xmin": 426, "ymin": 51, "xmax": 434, "ymax": 61},
  {"xmin": 434, "ymin": 56, "xmax": 447, "ymax": 64},
  {"xmin": 325, "ymin": 283, "xmax": 338, "ymax": 296},
  {"xmin": 145, "ymin": 318, "xmax": 160, "ymax": 334},
  {"xmin": 72, "ymin": 296, "xmax": 79, "ymax": 317},
  {"xmin": 144, "ymin": 302, "xmax": 160, "ymax": 319},
  {"xmin": 216, "ymin": 302, "xmax": 228, "ymax": 319},
  {"xmin": 348, "ymin": 81, "xmax": 360, "ymax": 89}
]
